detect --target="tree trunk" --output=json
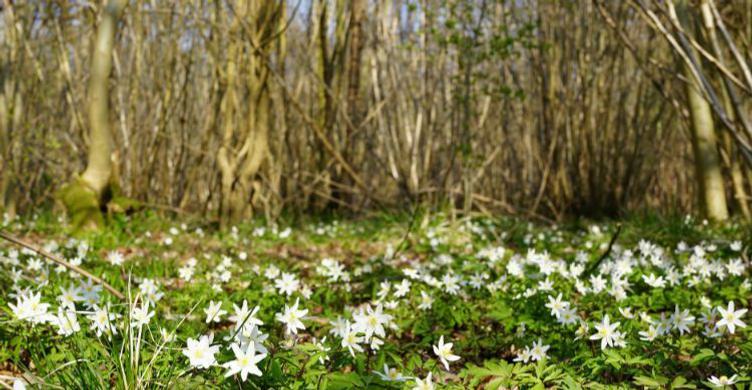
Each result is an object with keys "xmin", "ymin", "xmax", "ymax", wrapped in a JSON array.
[
  {"xmin": 685, "ymin": 73, "xmax": 729, "ymax": 221},
  {"xmin": 675, "ymin": 0, "xmax": 729, "ymax": 221},
  {"xmin": 0, "ymin": 3, "xmax": 21, "ymax": 218},
  {"xmin": 730, "ymin": 151, "xmax": 750, "ymax": 218},
  {"xmin": 339, "ymin": 0, "xmax": 365, "ymax": 206},
  {"xmin": 59, "ymin": 0, "xmax": 127, "ymax": 230},
  {"xmin": 700, "ymin": 0, "xmax": 750, "ymax": 219},
  {"xmin": 217, "ymin": 0, "xmax": 279, "ymax": 227}
]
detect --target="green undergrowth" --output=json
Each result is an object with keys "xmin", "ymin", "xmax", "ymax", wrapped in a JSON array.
[{"xmin": 0, "ymin": 211, "xmax": 750, "ymax": 389}]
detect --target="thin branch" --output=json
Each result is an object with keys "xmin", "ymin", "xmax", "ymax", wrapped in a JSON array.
[
  {"xmin": 586, "ymin": 223, "xmax": 623, "ymax": 276},
  {"xmin": 0, "ymin": 231, "xmax": 125, "ymax": 300}
]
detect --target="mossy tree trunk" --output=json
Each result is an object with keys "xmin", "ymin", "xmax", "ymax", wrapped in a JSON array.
[{"xmin": 59, "ymin": 0, "xmax": 127, "ymax": 230}]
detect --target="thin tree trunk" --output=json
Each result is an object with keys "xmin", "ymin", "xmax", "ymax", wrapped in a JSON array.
[
  {"xmin": 60, "ymin": 0, "xmax": 127, "ymax": 230},
  {"xmin": 675, "ymin": 0, "xmax": 728, "ymax": 221}
]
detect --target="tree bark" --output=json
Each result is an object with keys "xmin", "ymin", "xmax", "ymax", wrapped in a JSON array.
[
  {"xmin": 217, "ymin": 0, "xmax": 279, "ymax": 226},
  {"xmin": 59, "ymin": 0, "xmax": 127, "ymax": 230},
  {"xmin": 675, "ymin": 0, "xmax": 729, "ymax": 221},
  {"xmin": 0, "ymin": 2, "xmax": 21, "ymax": 218},
  {"xmin": 685, "ymin": 73, "xmax": 729, "ymax": 221}
]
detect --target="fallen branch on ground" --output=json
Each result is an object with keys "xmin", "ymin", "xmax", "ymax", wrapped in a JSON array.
[
  {"xmin": 585, "ymin": 223, "xmax": 623, "ymax": 276},
  {"xmin": 0, "ymin": 231, "xmax": 125, "ymax": 300}
]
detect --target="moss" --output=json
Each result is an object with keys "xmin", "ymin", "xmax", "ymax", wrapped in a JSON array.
[
  {"xmin": 57, "ymin": 176, "xmax": 104, "ymax": 231},
  {"xmin": 107, "ymin": 195, "xmax": 141, "ymax": 215},
  {"xmin": 58, "ymin": 174, "xmax": 142, "ymax": 232}
]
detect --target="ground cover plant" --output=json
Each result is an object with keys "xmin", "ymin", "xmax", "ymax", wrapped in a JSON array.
[{"xmin": 0, "ymin": 212, "xmax": 750, "ymax": 389}]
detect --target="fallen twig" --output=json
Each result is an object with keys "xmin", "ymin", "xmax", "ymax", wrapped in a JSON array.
[
  {"xmin": 585, "ymin": 223, "xmax": 623, "ymax": 276},
  {"xmin": 0, "ymin": 231, "xmax": 125, "ymax": 300}
]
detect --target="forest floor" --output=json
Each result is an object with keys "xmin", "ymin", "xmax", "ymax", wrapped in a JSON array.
[{"xmin": 0, "ymin": 212, "xmax": 750, "ymax": 389}]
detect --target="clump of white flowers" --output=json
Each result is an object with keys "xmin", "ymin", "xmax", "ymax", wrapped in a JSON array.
[{"xmin": 3, "ymin": 218, "xmax": 751, "ymax": 388}]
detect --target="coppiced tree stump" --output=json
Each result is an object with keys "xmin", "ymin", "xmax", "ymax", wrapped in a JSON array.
[
  {"xmin": 58, "ymin": 172, "xmax": 138, "ymax": 231},
  {"xmin": 58, "ymin": 176, "xmax": 105, "ymax": 231}
]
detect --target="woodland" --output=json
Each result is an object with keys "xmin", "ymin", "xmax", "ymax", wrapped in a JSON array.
[{"xmin": 1, "ymin": 1, "xmax": 752, "ymax": 389}]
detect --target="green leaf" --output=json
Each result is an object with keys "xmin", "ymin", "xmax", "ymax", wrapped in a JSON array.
[
  {"xmin": 463, "ymin": 360, "xmax": 516, "ymax": 388},
  {"xmin": 634, "ymin": 375, "xmax": 669, "ymax": 388},
  {"xmin": 670, "ymin": 376, "xmax": 696, "ymax": 389},
  {"xmin": 603, "ymin": 349, "xmax": 623, "ymax": 369},
  {"xmin": 690, "ymin": 348, "xmax": 714, "ymax": 366},
  {"xmin": 324, "ymin": 372, "xmax": 365, "ymax": 389}
]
